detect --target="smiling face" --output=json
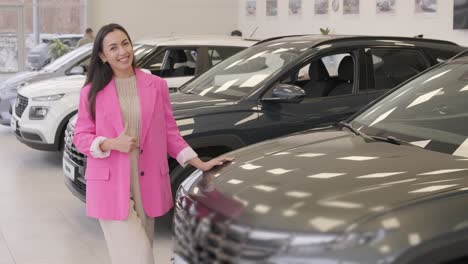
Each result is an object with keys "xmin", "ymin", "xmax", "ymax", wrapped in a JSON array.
[{"xmin": 99, "ymin": 29, "xmax": 134, "ymax": 78}]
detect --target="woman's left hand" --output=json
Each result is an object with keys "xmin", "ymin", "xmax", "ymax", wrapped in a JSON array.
[{"xmin": 199, "ymin": 156, "xmax": 234, "ymax": 172}]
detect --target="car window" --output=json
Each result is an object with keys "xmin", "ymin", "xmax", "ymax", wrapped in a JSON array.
[
  {"xmin": 208, "ymin": 47, "xmax": 245, "ymax": 66},
  {"xmin": 365, "ymin": 48, "xmax": 430, "ymax": 91},
  {"xmin": 141, "ymin": 50, "xmax": 166, "ymax": 76},
  {"xmin": 277, "ymin": 52, "xmax": 355, "ymax": 99},
  {"xmin": 160, "ymin": 48, "xmax": 198, "ymax": 78}
]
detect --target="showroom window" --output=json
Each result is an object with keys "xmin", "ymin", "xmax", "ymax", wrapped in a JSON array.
[{"xmin": 365, "ymin": 48, "xmax": 430, "ymax": 91}]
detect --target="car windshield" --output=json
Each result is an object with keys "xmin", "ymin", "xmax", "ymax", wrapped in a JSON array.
[
  {"xmin": 42, "ymin": 44, "xmax": 93, "ymax": 72},
  {"xmin": 132, "ymin": 44, "xmax": 154, "ymax": 61},
  {"xmin": 180, "ymin": 40, "xmax": 313, "ymax": 100},
  {"xmin": 351, "ymin": 58, "xmax": 468, "ymax": 157}
]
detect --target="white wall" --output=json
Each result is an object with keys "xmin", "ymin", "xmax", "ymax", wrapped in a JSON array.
[
  {"xmin": 88, "ymin": 0, "xmax": 239, "ymax": 40},
  {"xmin": 238, "ymin": 0, "xmax": 468, "ymax": 46}
]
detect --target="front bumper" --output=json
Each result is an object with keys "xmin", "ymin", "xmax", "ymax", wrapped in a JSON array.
[{"xmin": 12, "ymin": 114, "xmax": 58, "ymax": 151}]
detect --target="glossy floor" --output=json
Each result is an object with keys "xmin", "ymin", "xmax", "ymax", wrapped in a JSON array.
[{"xmin": 0, "ymin": 126, "xmax": 174, "ymax": 264}]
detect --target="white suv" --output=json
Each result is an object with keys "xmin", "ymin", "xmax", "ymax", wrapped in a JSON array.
[{"xmin": 11, "ymin": 36, "xmax": 256, "ymax": 151}]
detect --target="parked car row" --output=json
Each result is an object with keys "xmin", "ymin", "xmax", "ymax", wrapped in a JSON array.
[
  {"xmin": 65, "ymin": 34, "xmax": 465, "ymax": 202},
  {"xmin": 7, "ymin": 36, "xmax": 255, "ymax": 151},
  {"xmin": 2, "ymin": 33, "xmax": 468, "ymax": 263}
]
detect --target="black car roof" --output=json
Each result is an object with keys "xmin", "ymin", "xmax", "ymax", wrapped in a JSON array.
[{"xmin": 255, "ymin": 34, "xmax": 460, "ymax": 48}]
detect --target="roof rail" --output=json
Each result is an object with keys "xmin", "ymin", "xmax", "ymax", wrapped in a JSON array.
[
  {"xmin": 253, "ymin": 35, "xmax": 307, "ymax": 46},
  {"xmin": 311, "ymin": 35, "xmax": 459, "ymax": 48}
]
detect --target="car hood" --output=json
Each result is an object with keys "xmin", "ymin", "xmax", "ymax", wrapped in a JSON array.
[
  {"xmin": 18, "ymin": 75, "xmax": 85, "ymax": 98},
  {"xmin": 186, "ymin": 129, "xmax": 468, "ymax": 233},
  {"xmin": 0, "ymin": 71, "xmax": 46, "ymax": 90}
]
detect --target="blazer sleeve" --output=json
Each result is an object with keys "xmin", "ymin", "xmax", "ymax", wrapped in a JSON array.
[
  {"xmin": 160, "ymin": 79, "xmax": 192, "ymax": 159},
  {"xmin": 73, "ymin": 85, "xmax": 102, "ymax": 157}
]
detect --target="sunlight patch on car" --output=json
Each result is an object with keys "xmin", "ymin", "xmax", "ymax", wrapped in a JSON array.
[
  {"xmin": 319, "ymin": 200, "xmax": 363, "ymax": 209},
  {"xmin": 267, "ymin": 168, "xmax": 294, "ymax": 175},
  {"xmin": 296, "ymin": 153, "xmax": 325, "ymax": 158},
  {"xmin": 253, "ymin": 204, "xmax": 271, "ymax": 214},
  {"xmin": 214, "ymin": 79, "xmax": 239, "ymax": 93},
  {"xmin": 240, "ymin": 164, "xmax": 262, "ymax": 170},
  {"xmin": 338, "ymin": 156, "xmax": 379, "ymax": 161},
  {"xmin": 307, "ymin": 172, "xmax": 346, "ymax": 179},
  {"xmin": 407, "ymin": 88, "xmax": 443, "ymax": 108},
  {"xmin": 382, "ymin": 217, "xmax": 400, "ymax": 229},
  {"xmin": 369, "ymin": 107, "xmax": 397, "ymax": 127},
  {"xmin": 410, "ymin": 139, "xmax": 431, "ymax": 148},
  {"xmin": 409, "ymin": 184, "xmax": 458, "ymax": 193},
  {"xmin": 227, "ymin": 179, "xmax": 243, "ymax": 185},
  {"xmin": 308, "ymin": 217, "xmax": 345, "ymax": 232},
  {"xmin": 357, "ymin": 172, "xmax": 406, "ymax": 179},
  {"xmin": 254, "ymin": 185, "xmax": 277, "ymax": 192},
  {"xmin": 409, "ymin": 233, "xmax": 421, "ymax": 246},
  {"xmin": 453, "ymin": 138, "xmax": 468, "ymax": 158},
  {"xmin": 418, "ymin": 168, "xmax": 468, "ymax": 175},
  {"xmin": 285, "ymin": 191, "xmax": 312, "ymax": 198},
  {"xmin": 422, "ymin": 69, "xmax": 452, "ymax": 84}
]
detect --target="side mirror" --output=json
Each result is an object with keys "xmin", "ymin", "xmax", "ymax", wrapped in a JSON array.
[
  {"xmin": 68, "ymin": 65, "xmax": 85, "ymax": 75},
  {"xmin": 262, "ymin": 84, "xmax": 305, "ymax": 103}
]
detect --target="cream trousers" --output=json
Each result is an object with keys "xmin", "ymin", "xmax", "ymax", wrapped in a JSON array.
[{"xmin": 99, "ymin": 199, "xmax": 156, "ymax": 264}]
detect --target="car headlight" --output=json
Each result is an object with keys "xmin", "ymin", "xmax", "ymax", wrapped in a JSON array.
[
  {"xmin": 29, "ymin": 106, "xmax": 49, "ymax": 120},
  {"xmin": 32, "ymin": 93, "xmax": 64, "ymax": 101}
]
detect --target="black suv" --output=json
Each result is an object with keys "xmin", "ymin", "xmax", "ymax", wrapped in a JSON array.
[
  {"xmin": 63, "ymin": 35, "xmax": 466, "ymax": 202},
  {"xmin": 173, "ymin": 53, "xmax": 468, "ymax": 264}
]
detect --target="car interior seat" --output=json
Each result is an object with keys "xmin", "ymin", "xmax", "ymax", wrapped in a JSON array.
[
  {"xmin": 327, "ymin": 55, "xmax": 354, "ymax": 96},
  {"xmin": 302, "ymin": 59, "xmax": 333, "ymax": 98}
]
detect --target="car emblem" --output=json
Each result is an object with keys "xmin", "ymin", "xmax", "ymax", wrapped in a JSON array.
[{"xmin": 15, "ymin": 99, "xmax": 20, "ymax": 108}]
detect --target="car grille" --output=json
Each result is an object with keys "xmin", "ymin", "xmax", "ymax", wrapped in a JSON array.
[
  {"xmin": 173, "ymin": 195, "xmax": 283, "ymax": 263},
  {"xmin": 64, "ymin": 121, "xmax": 86, "ymax": 169},
  {"xmin": 15, "ymin": 94, "xmax": 28, "ymax": 118}
]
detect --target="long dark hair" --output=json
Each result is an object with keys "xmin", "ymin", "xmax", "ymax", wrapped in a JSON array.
[{"xmin": 85, "ymin": 23, "xmax": 136, "ymax": 120}]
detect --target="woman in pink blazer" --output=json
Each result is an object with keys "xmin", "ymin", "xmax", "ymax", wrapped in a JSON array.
[{"xmin": 73, "ymin": 24, "xmax": 231, "ymax": 264}]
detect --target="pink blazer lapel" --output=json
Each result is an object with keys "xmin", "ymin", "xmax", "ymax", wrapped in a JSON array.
[{"xmin": 135, "ymin": 69, "xmax": 155, "ymax": 145}]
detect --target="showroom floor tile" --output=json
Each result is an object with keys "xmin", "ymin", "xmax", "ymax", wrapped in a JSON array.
[{"xmin": 0, "ymin": 126, "xmax": 173, "ymax": 264}]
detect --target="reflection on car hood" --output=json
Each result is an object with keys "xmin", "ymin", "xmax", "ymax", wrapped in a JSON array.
[
  {"xmin": 187, "ymin": 130, "xmax": 468, "ymax": 233},
  {"xmin": 19, "ymin": 75, "xmax": 85, "ymax": 98},
  {"xmin": 170, "ymin": 92, "xmax": 235, "ymax": 118},
  {"xmin": 0, "ymin": 71, "xmax": 45, "ymax": 90}
]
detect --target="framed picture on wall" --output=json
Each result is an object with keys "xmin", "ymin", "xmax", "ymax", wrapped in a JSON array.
[
  {"xmin": 289, "ymin": 0, "xmax": 302, "ymax": 16},
  {"xmin": 376, "ymin": 0, "xmax": 396, "ymax": 14},
  {"xmin": 315, "ymin": 0, "xmax": 329, "ymax": 15},
  {"xmin": 454, "ymin": 0, "xmax": 468, "ymax": 29},
  {"xmin": 246, "ymin": 0, "xmax": 256, "ymax": 17},
  {"xmin": 266, "ymin": 0, "xmax": 278, "ymax": 16},
  {"xmin": 414, "ymin": 0, "xmax": 437, "ymax": 14},
  {"xmin": 343, "ymin": 0, "xmax": 360, "ymax": 15}
]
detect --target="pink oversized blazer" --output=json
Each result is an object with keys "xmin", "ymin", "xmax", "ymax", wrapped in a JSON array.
[{"xmin": 73, "ymin": 69, "xmax": 189, "ymax": 220}]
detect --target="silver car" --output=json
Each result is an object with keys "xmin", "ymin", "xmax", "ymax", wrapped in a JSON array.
[{"xmin": 0, "ymin": 43, "xmax": 93, "ymax": 126}]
